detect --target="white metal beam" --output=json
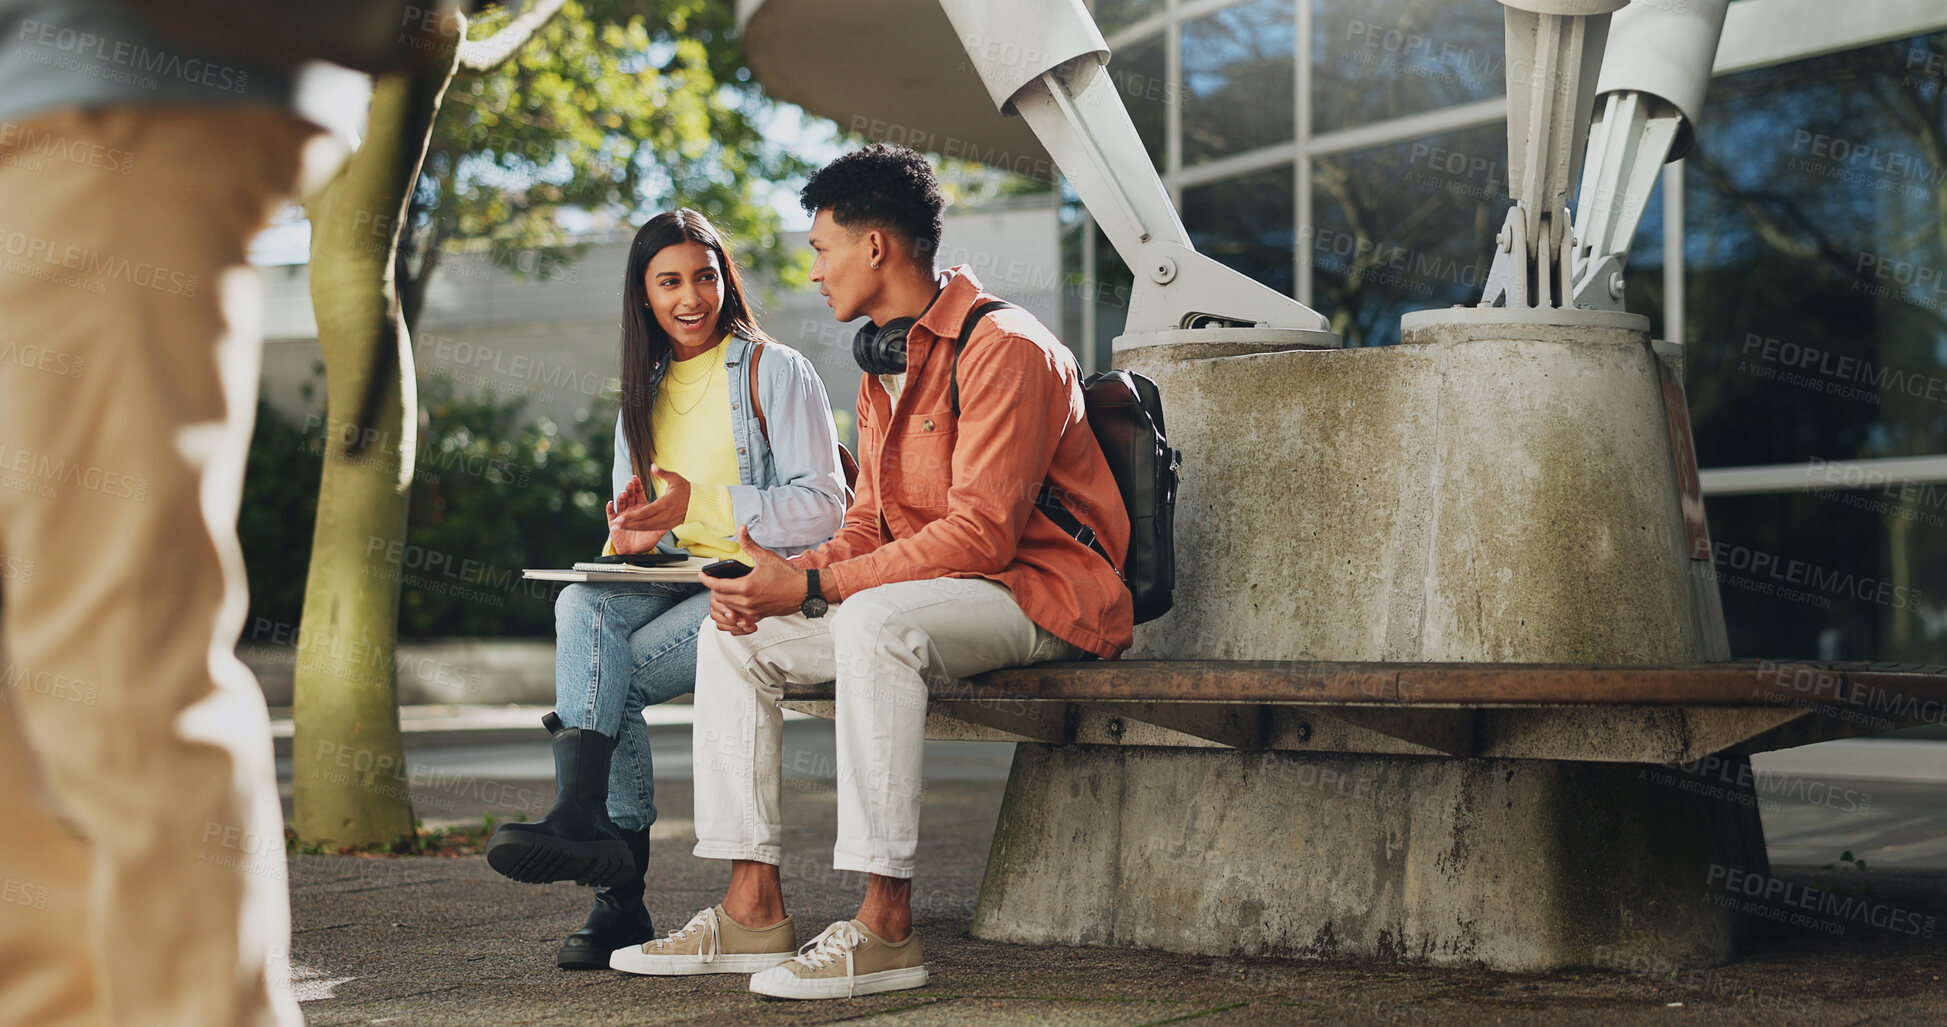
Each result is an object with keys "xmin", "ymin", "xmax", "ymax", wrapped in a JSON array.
[
  {"xmin": 1715, "ymin": 0, "xmax": 1947, "ymax": 75},
  {"xmin": 1700, "ymin": 455, "xmax": 1947, "ymax": 497}
]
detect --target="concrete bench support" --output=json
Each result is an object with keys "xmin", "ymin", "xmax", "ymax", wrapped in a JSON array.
[
  {"xmin": 786, "ymin": 661, "xmax": 1946, "ymax": 972},
  {"xmin": 971, "ymin": 744, "xmax": 1766, "ymax": 971}
]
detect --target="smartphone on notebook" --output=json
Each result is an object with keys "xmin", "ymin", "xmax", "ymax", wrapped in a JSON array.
[
  {"xmin": 589, "ymin": 552, "xmax": 688, "ymax": 567},
  {"xmin": 700, "ymin": 559, "xmax": 752, "ymax": 578}
]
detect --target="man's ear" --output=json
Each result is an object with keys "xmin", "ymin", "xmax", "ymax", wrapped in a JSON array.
[{"xmin": 864, "ymin": 228, "xmax": 888, "ymax": 268}]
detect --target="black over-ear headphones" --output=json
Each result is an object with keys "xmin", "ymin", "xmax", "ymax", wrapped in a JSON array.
[
  {"xmin": 852, "ymin": 318, "xmax": 918, "ymax": 375},
  {"xmin": 854, "ymin": 285, "xmax": 949, "ymax": 375}
]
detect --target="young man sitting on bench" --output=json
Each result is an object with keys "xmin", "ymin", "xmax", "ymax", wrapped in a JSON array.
[{"xmin": 607, "ymin": 142, "xmax": 1132, "ymax": 998}]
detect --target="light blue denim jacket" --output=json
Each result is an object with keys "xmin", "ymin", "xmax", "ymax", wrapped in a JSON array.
[{"xmin": 612, "ymin": 333, "xmax": 849, "ymax": 558}]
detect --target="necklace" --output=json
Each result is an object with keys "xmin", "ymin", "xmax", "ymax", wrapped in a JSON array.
[
  {"xmin": 666, "ymin": 345, "xmax": 720, "ymax": 383},
  {"xmin": 661, "ymin": 356, "xmax": 720, "ymax": 416}
]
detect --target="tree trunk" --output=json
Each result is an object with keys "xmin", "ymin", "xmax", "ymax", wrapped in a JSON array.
[
  {"xmin": 292, "ymin": 54, "xmax": 459, "ymax": 848},
  {"xmin": 397, "ymin": 206, "xmax": 446, "ymax": 337}
]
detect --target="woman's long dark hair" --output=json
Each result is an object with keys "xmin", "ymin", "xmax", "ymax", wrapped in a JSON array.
[{"xmin": 618, "ymin": 209, "xmax": 768, "ymax": 485}]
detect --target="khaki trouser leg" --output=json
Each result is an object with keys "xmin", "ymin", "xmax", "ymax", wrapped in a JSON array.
[
  {"xmin": 0, "ymin": 700, "xmax": 94, "ymax": 1027},
  {"xmin": 0, "ymin": 107, "xmax": 313, "ymax": 1027}
]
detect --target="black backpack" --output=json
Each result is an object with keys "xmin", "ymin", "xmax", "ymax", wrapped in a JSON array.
[{"xmin": 949, "ymin": 302, "xmax": 1181, "ymax": 624}]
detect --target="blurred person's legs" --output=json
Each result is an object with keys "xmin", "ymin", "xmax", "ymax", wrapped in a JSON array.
[
  {"xmin": 0, "ymin": 106, "xmax": 315, "ymax": 1026},
  {"xmin": 0, "ymin": 700, "xmax": 94, "ymax": 1026}
]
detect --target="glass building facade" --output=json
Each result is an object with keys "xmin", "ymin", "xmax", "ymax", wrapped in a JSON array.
[{"xmin": 1067, "ymin": 0, "xmax": 1947, "ymax": 662}]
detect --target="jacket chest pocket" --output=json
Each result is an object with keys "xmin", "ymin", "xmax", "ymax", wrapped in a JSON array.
[{"xmin": 881, "ymin": 411, "xmax": 956, "ymax": 511}]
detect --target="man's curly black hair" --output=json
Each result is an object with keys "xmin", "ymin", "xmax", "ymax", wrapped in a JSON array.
[{"xmin": 799, "ymin": 143, "xmax": 944, "ymax": 266}]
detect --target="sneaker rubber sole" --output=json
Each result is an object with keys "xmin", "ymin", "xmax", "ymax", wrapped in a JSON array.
[
  {"xmin": 749, "ymin": 964, "xmax": 930, "ymax": 999},
  {"xmin": 608, "ymin": 948, "xmax": 794, "ymax": 976},
  {"xmin": 485, "ymin": 830, "xmax": 632, "ymax": 888}
]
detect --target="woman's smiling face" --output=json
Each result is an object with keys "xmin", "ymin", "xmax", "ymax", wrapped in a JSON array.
[{"xmin": 645, "ymin": 240, "xmax": 724, "ymax": 357}]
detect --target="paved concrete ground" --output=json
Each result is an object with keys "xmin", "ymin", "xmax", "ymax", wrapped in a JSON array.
[{"xmin": 282, "ymin": 721, "xmax": 1947, "ymax": 1026}]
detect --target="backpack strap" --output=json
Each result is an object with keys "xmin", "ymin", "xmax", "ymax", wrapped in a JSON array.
[
  {"xmin": 942, "ymin": 299, "xmax": 1118, "ymax": 574},
  {"xmin": 747, "ymin": 338, "xmax": 860, "ymax": 493},
  {"xmin": 1036, "ymin": 484, "xmax": 1116, "ymax": 571},
  {"xmin": 948, "ymin": 299, "xmax": 1015, "ymax": 419},
  {"xmin": 747, "ymin": 339, "xmax": 769, "ymax": 444}
]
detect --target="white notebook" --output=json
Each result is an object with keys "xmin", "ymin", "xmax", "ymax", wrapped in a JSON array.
[{"xmin": 523, "ymin": 556, "xmax": 714, "ymax": 583}]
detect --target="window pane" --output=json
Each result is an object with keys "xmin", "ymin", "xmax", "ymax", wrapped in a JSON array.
[
  {"xmin": 1309, "ymin": 125, "xmax": 1503, "ymax": 347},
  {"xmin": 1618, "ymin": 173, "xmax": 1668, "ymax": 343},
  {"xmin": 1184, "ymin": 165, "xmax": 1297, "ymax": 298},
  {"xmin": 1311, "ymin": 0, "xmax": 1504, "ymax": 135},
  {"xmin": 1092, "ymin": 222, "xmax": 1133, "ymax": 362},
  {"xmin": 1091, "ymin": 0, "xmax": 1163, "ymax": 36},
  {"xmin": 1182, "ymin": 0, "xmax": 1296, "ymax": 166},
  {"xmin": 1704, "ymin": 491, "xmax": 1947, "ymax": 663},
  {"xmin": 1060, "ymin": 217, "xmax": 1086, "ymax": 363},
  {"xmin": 1684, "ymin": 33, "xmax": 1947, "ymax": 470},
  {"xmin": 1054, "ymin": 193, "xmax": 1124, "ymax": 367},
  {"xmin": 1106, "ymin": 35, "xmax": 1168, "ymax": 172}
]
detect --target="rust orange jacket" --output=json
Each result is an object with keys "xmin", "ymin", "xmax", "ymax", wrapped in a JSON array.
[{"xmin": 791, "ymin": 267, "xmax": 1134, "ymax": 658}]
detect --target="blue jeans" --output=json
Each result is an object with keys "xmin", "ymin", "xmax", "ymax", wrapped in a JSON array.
[{"xmin": 553, "ymin": 580, "xmax": 709, "ymax": 832}]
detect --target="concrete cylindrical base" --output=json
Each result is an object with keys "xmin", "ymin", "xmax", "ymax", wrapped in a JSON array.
[
  {"xmin": 971, "ymin": 744, "xmax": 1767, "ymax": 971},
  {"xmin": 1119, "ymin": 308, "xmax": 1725, "ymax": 663}
]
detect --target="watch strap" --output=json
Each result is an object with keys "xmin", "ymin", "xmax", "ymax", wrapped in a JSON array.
[{"xmin": 803, "ymin": 569, "xmax": 822, "ymax": 613}]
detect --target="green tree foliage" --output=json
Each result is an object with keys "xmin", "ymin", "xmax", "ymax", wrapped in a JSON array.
[
  {"xmin": 239, "ymin": 398, "xmax": 323, "ymax": 638},
  {"xmin": 242, "ymin": 381, "xmax": 614, "ymax": 640},
  {"xmin": 399, "ymin": 378, "xmax": 612, "ymax": 636},
  {"xmin": 397, "ymin": 0, "xmax": 816, "ymax": 328}
]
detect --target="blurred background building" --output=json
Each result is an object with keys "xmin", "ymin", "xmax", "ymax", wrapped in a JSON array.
[{"xmin": 258, "ymin": 195, "xmax": 1063, "ymax": 440}]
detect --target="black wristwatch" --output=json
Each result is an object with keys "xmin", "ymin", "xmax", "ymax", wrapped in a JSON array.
[{"xmin": 801, "ymin": 569, "xmax": 829, "ymax": 618}]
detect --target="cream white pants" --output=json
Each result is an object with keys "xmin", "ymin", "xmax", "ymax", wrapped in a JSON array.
[
  {"xmin": 0, "ymin": 107, "xmax": 313, "ymax": 1027},
  {"xmin": 691, "ymin": 577, "xmax": 1077, "ymax": 879}
]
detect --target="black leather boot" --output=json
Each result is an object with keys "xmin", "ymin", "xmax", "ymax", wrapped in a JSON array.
[
  {"xmin": 556, "ymin": 827, "xmax": 655, "ymax": 969},
  {"xmin": 486, "ymin": 712, "xmax": 634, "ymax": 887}
]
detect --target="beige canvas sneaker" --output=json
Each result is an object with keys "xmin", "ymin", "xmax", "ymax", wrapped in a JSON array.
[
  {"xmin": 608, "ymin": 905, "xmax": 795, "ymax": 975},
  {"xmin": 748, "ymin": 920, "xmax": 929, "ymax": 999}
]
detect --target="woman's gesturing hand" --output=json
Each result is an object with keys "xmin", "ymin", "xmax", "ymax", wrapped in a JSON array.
[{"xmin": 606, "ymin": 468, "xmax": 691, "ymax": 551}]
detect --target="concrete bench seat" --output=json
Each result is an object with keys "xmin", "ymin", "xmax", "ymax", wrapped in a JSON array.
[
  {"xmin": 777, "ymin": 659, "xmax": 1946, "ymax": 971},
  {"xmin": 780, "ymin": 658, "xmax": 1946, "ymax": 763}
]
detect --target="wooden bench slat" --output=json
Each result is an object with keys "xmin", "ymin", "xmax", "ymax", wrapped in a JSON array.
[{"xmin": 773, "ymin": 659, "xmax": 1947, "ymax": 711}]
